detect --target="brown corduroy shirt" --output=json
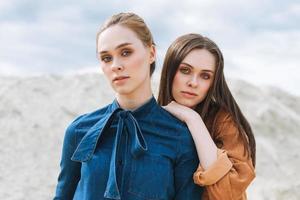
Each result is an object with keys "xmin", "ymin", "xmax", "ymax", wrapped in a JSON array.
[{"xmin": 193, "ymin": 110, "xmax": 255, "ymax": 200}]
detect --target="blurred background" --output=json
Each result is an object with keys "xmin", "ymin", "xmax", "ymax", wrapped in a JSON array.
[{"xmin": 0, "ymin": 0, "xmax": 299, "ymax": 199}]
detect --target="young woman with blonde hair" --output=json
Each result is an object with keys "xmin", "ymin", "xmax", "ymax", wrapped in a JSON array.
[{"xmin": 54, "ymin": 14, "xmax": 202, "ymax": 200}]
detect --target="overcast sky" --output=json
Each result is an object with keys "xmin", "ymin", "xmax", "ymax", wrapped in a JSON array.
[{"xmin": 0, "ymin": 0, "xmax": 299, "ymax": 95}]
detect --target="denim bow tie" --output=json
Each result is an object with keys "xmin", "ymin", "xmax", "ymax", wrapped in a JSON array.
[
  {"xmin": 102, "ymin": 109, "xmax": 148, "ymax": 199},
  {"xmin": 71, "ymin": 100, "xmax": 152, "ymax": 199}
]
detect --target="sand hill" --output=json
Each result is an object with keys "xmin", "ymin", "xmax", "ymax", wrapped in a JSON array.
[{"xmin": 0, "ymin": 73, "xmax": 299, "ymax": 200}]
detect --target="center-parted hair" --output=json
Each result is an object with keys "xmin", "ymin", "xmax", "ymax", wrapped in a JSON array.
[{"xmin": 158, "ymin": 33, "xmax": 256, "ymax": 166}]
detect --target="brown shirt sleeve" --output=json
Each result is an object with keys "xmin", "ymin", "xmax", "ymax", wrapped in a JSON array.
[{"xmin": 193, "ymin": 112, "xmax": 255, "ymax": 200}]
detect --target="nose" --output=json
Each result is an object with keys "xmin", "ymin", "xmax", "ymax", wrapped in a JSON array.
[
  {"xmin": 111, "ymin": 58, "xmax": 124, "ymax": 72},
  {"xmin": 187, "ymin": 75, "xmax": 198, "ymax": 88}
]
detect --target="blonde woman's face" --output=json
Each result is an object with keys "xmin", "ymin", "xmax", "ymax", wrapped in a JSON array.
[
  {"xmin": 97, "ymin": 25, "xmax": 155, "ymax": 97},
  {"xmin": 172, "ymin": 49, "xmax": 216, "ymax": 108}
]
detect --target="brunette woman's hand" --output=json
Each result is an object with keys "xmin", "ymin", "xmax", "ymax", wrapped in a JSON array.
[
  {"xmin": 164, "ymin": 101, "xmax": 218, "ymax": 170},
  {"xmin": 163, "ymin": 101, "xmax": 200, "ymax": 123}
]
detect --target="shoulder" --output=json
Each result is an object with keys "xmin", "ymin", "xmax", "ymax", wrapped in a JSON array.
[
  {"xmin": 212, "ymin": 108, "xmax": 240, "ymax": 139},
  {"xmin": 215, "ymin": 108, "xmax": 232, "ymax": 123},
  {"xmin": 65, "ymin": 104, "xmax": 111, "ymax": 136},
  {"xmin": 215, "ymin": 108, "xmax": 236, "ymax": 127},
  {"xmin": 153, "ymin": 105, "xmax": 190, "ymax": 133},
  {"xmin": 152, "ymin": 105, "xmax": 196, "ymax": 152}
]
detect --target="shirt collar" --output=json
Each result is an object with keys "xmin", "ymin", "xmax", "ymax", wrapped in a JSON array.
[
  {"xmin": 71, "ymin": 95, "xmax": 156, "ymax": 162},
  {"xmin": 112, "ymin": 95, "xmax": 156, "ymax": 118}
]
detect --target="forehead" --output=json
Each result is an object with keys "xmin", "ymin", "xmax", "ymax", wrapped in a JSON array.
[
  {"xmin": 182, "ymin": 49, "xmax": 216, "ymax": 71},
  {"xmin": 97, "ymin": 25, "xmax": 143, "ymax": 52}
]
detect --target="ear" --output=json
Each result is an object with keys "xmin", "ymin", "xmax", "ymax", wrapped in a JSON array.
[{"xmin": 149, "ymin": 44, "xmax": 156, "ymax": 64}]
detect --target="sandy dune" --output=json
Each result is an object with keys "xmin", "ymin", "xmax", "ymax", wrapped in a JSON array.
[{"xmin": 0, "ymin": 73, "xmax": 299, "ymax": 199}]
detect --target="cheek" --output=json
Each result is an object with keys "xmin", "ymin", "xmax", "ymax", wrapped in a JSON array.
[
  {"xmin": 173, "ymin": 72, "xmax": 183, "ymax": 87},
  {"xmin": 200, "ymin": 81, "xmax": 212, "ymax": 96},
  {"xmin": 172, "ymin": 73, "xmax": 183, "ymax": 96},
  {"xmin": 130, "ymin": 52, "xmax": 149, "ymax": 70},
  {"xmin": 172, "ymin": 74, "xmax": 179, "ymax": 91},
  {"xmin": 204, "ymin": 83, "xmax": 211, "ymax": 92}
]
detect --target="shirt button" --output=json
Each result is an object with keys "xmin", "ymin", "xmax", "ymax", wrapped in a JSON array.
[{"xmin": 118, "ymin": 160, "xmax": 123, "ymax": 166}]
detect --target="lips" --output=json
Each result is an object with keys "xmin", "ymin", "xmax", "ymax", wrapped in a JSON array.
[
  {"xmin": 113, "ymin": 75, "xmax": 130, "ymax": 82},
  {"xmin": 181, "ymin": 91, "xmax": 197, "ymax": 96}
]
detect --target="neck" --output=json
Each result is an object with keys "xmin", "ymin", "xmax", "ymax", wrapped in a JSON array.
[{"xmin": 116, "ymin": 82, "xmax": 153, "ymax": 110}]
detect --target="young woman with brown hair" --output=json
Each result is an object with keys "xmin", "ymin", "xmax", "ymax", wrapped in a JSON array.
[{"xmin": 158, "ymin": 33, "xmax": 256, "ymax": 200}]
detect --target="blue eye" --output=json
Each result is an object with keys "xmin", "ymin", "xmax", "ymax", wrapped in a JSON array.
[
  {"xmin": 121, "ymin": 49, "xmax": 132, "ymax": 57},
  {"xmin": 101, "ymin": 55, "xmax": 112, "ymax": 63}
]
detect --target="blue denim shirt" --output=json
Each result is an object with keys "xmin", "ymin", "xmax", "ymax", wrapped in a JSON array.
[{"xmin": 54, "ymin": 96, "xmax": 203, "ymax": 200}]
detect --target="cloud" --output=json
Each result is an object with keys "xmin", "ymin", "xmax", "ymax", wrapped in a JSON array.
[
  {"xmin": 0, "ymin": 0, "xmax": 299, "ymax": 95},
  {"xmin": 0, "ymin": 1, "xmax": 99, "ymax": 74}
]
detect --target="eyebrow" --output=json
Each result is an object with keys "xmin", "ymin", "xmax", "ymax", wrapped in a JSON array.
[
  {"xmin": 99, "ymin": 43, "xmax": 132, "ymax": 55},
  {"xmin": 181, "ymin": 62, "xmax": 214, "ymax": 73}
]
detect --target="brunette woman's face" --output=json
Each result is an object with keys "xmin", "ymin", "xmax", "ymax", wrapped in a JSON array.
[
  {"xmin": 172, "ymin": 49, "xmax": 216, "ymax": 108},
  {"xmin": 97, "ymin": 25, "xmax": 155, "ymax": 97}
]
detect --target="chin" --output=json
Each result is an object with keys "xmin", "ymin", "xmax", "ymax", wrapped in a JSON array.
[
  {"xmin": 176, "ymin": 99, "xmax": 197, "ymax": 109},
  {"xmin": 117, "ymin": 87, "xmax": 141, "ymax": 97},
  {"xmin": 185, "ymin": 103, "xmax": 197, "ymax": 109},
  {"xmin": 112, "ymin": 86, "xmax": 130, "ymax": 94},
  {"xmin": 116, "ymin": 89, "xmax": 134, "ymax": 95}
]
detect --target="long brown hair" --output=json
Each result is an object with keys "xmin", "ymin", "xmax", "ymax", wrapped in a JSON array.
[
  {"xmin": 158, "ymin": 33, "xmax": 256, "ymax": 166},
  {"xmin": 96, "ymin": 12, "xmax": 156, "ymax": 75}
]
